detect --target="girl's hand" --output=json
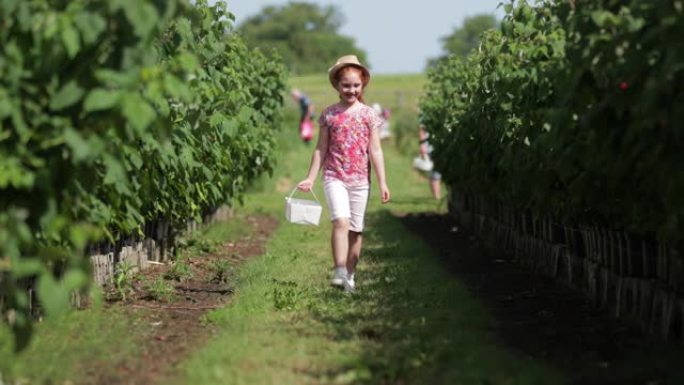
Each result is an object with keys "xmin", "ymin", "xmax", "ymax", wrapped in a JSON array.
[
  {"xmin": 380, "ymin": 183, "xmax": 390, "ymax": 204},
  {"xmin": 297, "ymin": 179, "xmax": 314, "ymax": 192}
]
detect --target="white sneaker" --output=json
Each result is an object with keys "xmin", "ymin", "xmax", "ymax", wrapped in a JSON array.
[
  {"xmin": 331, "ymin": 267, "xmax": 347, "ymax": 287},
  {"xmin": 343, "ymin": 276, "xmax": 355, "ymax": 292}
]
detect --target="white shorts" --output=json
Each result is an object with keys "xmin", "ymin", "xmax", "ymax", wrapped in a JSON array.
[{"xmin": 323, "ymin": 179, "xmax": 370, "ymax": 232}]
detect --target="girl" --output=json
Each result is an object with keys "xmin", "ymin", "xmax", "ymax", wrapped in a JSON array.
[
  {"xmin": 296, "ymin": 55, "xmax": 390, "ymax": 292},
  {"xmin": 419, "ymin": 124, "xmax": 442, "ymax": 199}
]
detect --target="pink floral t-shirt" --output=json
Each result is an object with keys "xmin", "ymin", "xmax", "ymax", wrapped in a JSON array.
[{"xmin": 319, "ymin": 103, "xmax": 383, "ymax": 186}]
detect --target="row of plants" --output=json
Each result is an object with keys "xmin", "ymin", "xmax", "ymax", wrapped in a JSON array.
[
  {"xmin": 421, "ymin": 0, "xmax": 683, "ymax": 246},
  {"xmin": 0, "ymin": 0, "xmax": 286, "ymax": 349}
]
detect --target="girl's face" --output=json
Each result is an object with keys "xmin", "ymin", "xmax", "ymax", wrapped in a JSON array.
[{"xmin": 335, "ymin": 68, "xmax": 363, "ymax": 106}]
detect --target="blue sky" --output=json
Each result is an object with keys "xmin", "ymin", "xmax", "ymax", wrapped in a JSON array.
[{"xmin": 217, "ymin": 1, "xmax": 506, "ymax": 74}]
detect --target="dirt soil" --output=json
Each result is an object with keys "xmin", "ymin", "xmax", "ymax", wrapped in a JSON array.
[
  {"xmin": 90, "ymin": 214, "xmax": 279, "ymax": 385},
  {"xmin": 400, "ymin": 212, "xmax": 682, "ymax": 385}
]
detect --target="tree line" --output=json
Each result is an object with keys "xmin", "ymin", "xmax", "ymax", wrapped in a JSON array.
[{"xmin": 237, "ymin": 1, "xmax": 497, "ymax": 75}]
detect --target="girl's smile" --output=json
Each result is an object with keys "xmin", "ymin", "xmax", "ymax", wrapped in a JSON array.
[{"xmin": 336, "ymin": 71, "xmax": 363, "ymax": 106}]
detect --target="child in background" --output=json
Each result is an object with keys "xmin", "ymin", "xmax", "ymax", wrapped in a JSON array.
[
  {"xmin": 372, "ymin": 102, "xmax": 392, "ymax": 140},
  {"xmin": 291, "ymin": 88, "xmax": 314, "ymax": 124},
  {"xmin": 296, "ymin": 55, "xmax": 390, "ymax": 292},
  {"xmin": 291, "ymin": 89, "xmax": 315, "ymax": 143},
  {"xmin": 380, "ymin": 107, "xmax": 391, "ymax": 140},
  {"xmin": 419, "ymin": 124, "xmax": 441, "ymax": 200}
]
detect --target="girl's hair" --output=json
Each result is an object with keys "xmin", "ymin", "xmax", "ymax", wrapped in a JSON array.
[{"xmin": 334, "ymin": 66, "xmax": 368, "ymax": 104}]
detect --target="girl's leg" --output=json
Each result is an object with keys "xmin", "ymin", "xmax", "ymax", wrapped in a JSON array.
[
  {"xmin": 331, "ymin": 218, "xmax": 350, "ymax": 267},
  {"xmin": 347, "ymin": 231, "xmax": 362, "ymax": 275},
  {"xmin": 346, "ymin": 185, "xmax": 369, "ymax": 287},
  {"xmin": 430, "ymin": 179, "xmax": 441, "ymax": 199},
  {"xmin": 429, "ymin": 172, "xmax": 442, "ymax": 200},
  {"xmin": 324, "ymin": 180, "xmax": 352, "ymax": 269}
]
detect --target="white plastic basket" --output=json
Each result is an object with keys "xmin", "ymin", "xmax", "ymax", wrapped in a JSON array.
[
  {"xmin": 413, "ymin": 155, "xmax": 434, "ymax": 172},
  {"xmin": 285, "ymin": 187, "xmax": 323, "ymax": 226}
]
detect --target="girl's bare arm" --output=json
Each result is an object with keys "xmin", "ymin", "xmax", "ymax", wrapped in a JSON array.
[
  {"xmin": 297, "ymin": 123, "xmax": 329, "ymax": 191},
  {"xmin": 369, "ymin": 125, "xmax": 390, "ymax": 203}
]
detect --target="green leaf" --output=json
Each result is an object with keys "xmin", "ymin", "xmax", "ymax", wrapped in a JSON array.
[
  {"xmin": 590, "ymin": 11, "xmax": 610, "ymax": 27},
  {"xmin": 62, "ymin": 269, "xmax": 88, "ymax": 291},
  {"xmin": 627, "ymin": 17, "xmax": 645, "ymax": 32},
  {"xmin": 0, "ymin": 157, "xmax": 35, "ymax": 188},
  {"xmin": 49, "ymin": 81, "xmax": 84, "ymax": 111},
  {"xmin": 103, "ymin": 155, "xmax": 126, "ymax": 186},
  {"xmin": 221, "ymin": 119, "xmax": 238, "ymax": 137},
  {"xmin": 74, "ymin": 12, "xmax": 106, "ymax": 45},
  {"xmin": 122, "ymin": 94, "xmax": 157, "ymax": 133},
  {"xmin": 127, "ymin": 151, "xmax": 143, "ymax": 170},
  {"xmin": 63, "ymin": 128, "xmax": 91, "ymax": 161},
  {"xmin": 37, "ymin": 273, "xmax": 70, "ymax": 317},
  {"xmin": 84, "ymin": 89, "xmax": 122, "ymax": 112},
  {"xmin": 123, "ymin": 2, "xmax": 160, "ymax": 39},
  {"xmin": 163, "ymin": 74, "xmax": 191, "ymax": 100},
  {"xmin": 237, "ymin": 106, "xmax": 252, "ymax": 122},
  {"xmin": 209, "ymin": 112, "xmax": 226, "ymax": 127},
  {"xmin": 11, "ymin": 258, "xmax": 44, "ymax": 278},
  {"xmin": 69, "ymin": 225, "xmax": 94, "ymax": 250},
  {"xmin": 0, "ymin": 90, "xmax": 12, "ymax": 119},
  {"xmin": 11, "ymin": 108, "xmax": 29, "ymax": 143},
  {"xmin": 180, "ymin": 147, "xmax": 197, "ymax": 167},
  {"xmin": 95, "ymin": 69, "xmax": 138, "ymax": 88},
  {"xmin": 176, "ymin": 52, "xmax": 200, "ymax": 72},
  {"xmin": 60, "ymin": 21, "xmax": 81, "ymax": 58}
]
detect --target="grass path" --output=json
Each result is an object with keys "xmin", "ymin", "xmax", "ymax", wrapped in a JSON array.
[{"xmin": 176, "ymin": 130, "xmax": 564, "ymax": 385}]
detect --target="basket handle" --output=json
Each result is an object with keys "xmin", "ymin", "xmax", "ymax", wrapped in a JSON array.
[{"xmin": 288, "ymin": 187, "xmax": 319, "ymax": 202}]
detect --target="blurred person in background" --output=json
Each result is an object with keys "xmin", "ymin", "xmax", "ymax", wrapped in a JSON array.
[
  {"xmin": 419, "ymin": 124, "xmax": 441, "ymax": 200},
  {"xmin": 291, "ymin": 88, "xmax": 314, "ymax": 124},
  {"xmin": 292, "ymin": 88, "xmax": 315, "ymax": 143},
  {"xmin": 372, "ymin": 102, "xmax": 392, "ymax": 140}
]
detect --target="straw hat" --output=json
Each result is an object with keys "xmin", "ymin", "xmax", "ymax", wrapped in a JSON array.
[{"xmin": 328, "ymin": 55, "xmax": 370, "ymax": 87}]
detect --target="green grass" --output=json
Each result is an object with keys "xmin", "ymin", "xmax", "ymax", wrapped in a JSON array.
[
  {"xmin": 198, "ymin": 219, "xmax": 251, "ymax": 244},
  {"xmin": 0, "ymin": 306, "xmax": 144, "ymax": 384},
  {"xmin": 177, "ymin": 219, "xmax": 252, "ymax": 258},
  {"xmin": 176, "ymin": 125, "xmax": 563, "ymax": 384}
]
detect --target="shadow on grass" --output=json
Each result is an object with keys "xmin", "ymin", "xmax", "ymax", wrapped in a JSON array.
[
  {"xmin": 394, "ymin": 212, "xmax": 684, "ymax": 385},
  {"xmin": 306, "ymin": 209, "xmax": 563, "ymax": 385}
]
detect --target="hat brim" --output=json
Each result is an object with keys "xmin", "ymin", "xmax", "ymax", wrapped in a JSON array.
[{"xmin": 328, "ymin": 63, "xmax": 370, "ymax": 87}]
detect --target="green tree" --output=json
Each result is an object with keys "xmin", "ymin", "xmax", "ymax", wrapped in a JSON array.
[
  {"xmin": 428, "ymin": 14, "xmax": 497, "ymax": 68},
  {"xmin": 237, "ymin": 2, "xmax": 368, "ymax": 75}
]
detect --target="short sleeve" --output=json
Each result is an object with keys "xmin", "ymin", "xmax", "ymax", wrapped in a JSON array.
[{"xmin": 367, "ymin": 108, "xmax": 383, "ymax": 132}]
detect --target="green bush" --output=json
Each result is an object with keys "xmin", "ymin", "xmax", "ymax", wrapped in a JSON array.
[
  {"xmin": 0, "ymin": 0, "xmax": 285, "ymax": 349},
  {"xmin": 420, "ymin": 0, "xmax": 683, "ymax": 244},
  {"xmin": 391, "ymin": 108, "xmax": 420, "ymax": 156}
]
